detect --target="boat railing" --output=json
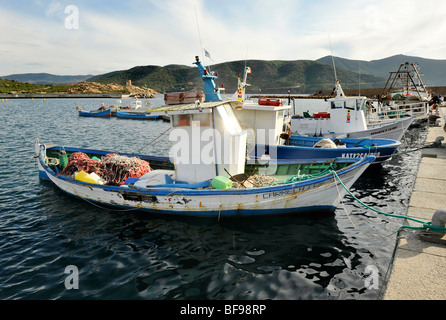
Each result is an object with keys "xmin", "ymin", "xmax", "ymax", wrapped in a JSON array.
[{"xmin": 366, "ymin": 100, "xmax": 429, "ymax": 123}]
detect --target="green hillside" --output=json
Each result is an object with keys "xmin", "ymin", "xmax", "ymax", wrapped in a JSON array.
[{"xmin": 88, "ymin": 59, "xmax": 387, "ymax": 94}]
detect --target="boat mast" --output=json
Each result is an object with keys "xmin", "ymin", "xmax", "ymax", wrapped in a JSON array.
[{"xmin": 193, "ymin": 56, "xmax": 222, "ymax": 102}]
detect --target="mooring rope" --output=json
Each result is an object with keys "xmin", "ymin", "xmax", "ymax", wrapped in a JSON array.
[
  {"xmin": 331, "ymin": 170, "xmax": 446, "ymax": 234},
  {"xmin": 331, "ymin": 169, "xmax": 446, "ymax": 299}
]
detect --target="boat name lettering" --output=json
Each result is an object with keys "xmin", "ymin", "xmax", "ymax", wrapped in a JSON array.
[
  {"xmin": 263, "ymin": 184, "xmax": 321, "ymax": 199},
  {"xmin": 370, "ymin": 126, "xmax": 398, "ymax": 135},
  {"xmin": 341, "ymin": 152, "xmax": 380, "ymax": 158}
]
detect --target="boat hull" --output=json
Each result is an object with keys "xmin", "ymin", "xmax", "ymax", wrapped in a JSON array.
[
  {"xmin": 116, "ymin": 110, "xmax": 159, "ymax": 120},
  {"xmin": 78, "ymin": 109, "xmax": 111, "ymax": 117},
  {"xmin": 257, "ymin": 136, "xmax": 400, "ymax": 164},
  {"xmin": 290, "ymin": 115, "xmax": 416, "ymax": 141},
  {"xmin": 35, "ymin": 141, "xmax": 374, "ymax": 218}
]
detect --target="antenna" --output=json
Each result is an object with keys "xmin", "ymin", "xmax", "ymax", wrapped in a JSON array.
[
  {"xmin": 194, "ymin": 5, "xmax": 209, "ymax": 73},
  {"xmin": 328, "ymin": 34, "xmax": 338, "ymax": 82}
]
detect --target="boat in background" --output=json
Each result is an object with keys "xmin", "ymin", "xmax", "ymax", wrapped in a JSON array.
[
  {"xmin": 368, "ymin": 62, "xmax": 432, "ymax": 126},
  {"xmin": 116, "ymin": 110, "xmax": 159, "ymax": 120},
  {"xmin": 77, "ymin": 106, "xmax": 112, "ymax": 118},
  {"xmin": 290, "ymin": 80, "xmax": 416, "ymax": 141},
  {"xmin": 250, "ymin": 136, "xmax": 400, "ymax": 165}
]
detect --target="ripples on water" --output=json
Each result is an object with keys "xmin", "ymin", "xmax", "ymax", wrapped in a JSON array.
[{"xmin": 0, "ymin": 97, "xmax": 427, "ymax": 300}]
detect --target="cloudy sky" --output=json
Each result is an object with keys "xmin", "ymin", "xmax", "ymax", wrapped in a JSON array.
[{"xmin": 1, "ymin": 0, "xmax": 446, "ymax": 76}]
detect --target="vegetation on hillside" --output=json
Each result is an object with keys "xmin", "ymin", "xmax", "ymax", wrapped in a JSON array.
[{"xmin": 87, "ymin": 60, "xmax": 387, "ymax": 94}]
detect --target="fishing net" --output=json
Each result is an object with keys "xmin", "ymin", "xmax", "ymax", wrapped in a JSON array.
[
  {"xmin": 61, "ymin": 152, "xmax": 104, "ymax": 177},
  {"xmin": 101, "ymin": 153, "xmax": 152, "ymax": 185},
  {"xmin": 61, "ymin": 152, "xmax": 152, "ymax": 185}
]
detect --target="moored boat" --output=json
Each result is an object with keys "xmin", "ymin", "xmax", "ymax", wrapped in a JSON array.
[
  {"xmin": 250, "ymin": 136, "xmax": 400, "ymax": 165},
  {"xmin": 77, "ymin": 107, "xmax": 112, "ymax": 118},
  {"xmin": 290, "ymin": 80, "xmax": 416, "ymax": 141},
  {"xmin": 36, "ymin": 96, "xmax": 374, "ymax": 218},
  {"xmin": 116, "ymin": 110, "xmax": 159, "ymax": 120}
]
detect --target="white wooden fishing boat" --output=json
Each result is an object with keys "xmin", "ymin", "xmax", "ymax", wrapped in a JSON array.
[
  {"xmin": 36, "ymin": 97, "xmax": 374, "ymax": 218},
  {"xmin": 290, "ymin": 80, "xmax": 416, "ymax": 141}
]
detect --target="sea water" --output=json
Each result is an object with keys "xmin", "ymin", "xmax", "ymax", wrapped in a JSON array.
[{"xmin": 0, "ymin": 96, "xmax": 427, "ymax": 300}]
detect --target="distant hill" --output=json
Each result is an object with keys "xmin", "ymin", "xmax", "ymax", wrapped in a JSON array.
[
  {"xmin": 0, "ymin": 78, "xmax": 156, "ymax": 97},
  {"xmin": 317, "ymin": 54, "xmax": 446, "ymax": 87},
  {"xmin": 1, "ymin": 73, "xmax": 93, "ymax": 85},
  {"xmin": 4, "ymin": 54, "xmax": 446, "ymax": 95},
  {"xmin": 88, "ymin": 60, "xmax": 387, "ymax": 94}
]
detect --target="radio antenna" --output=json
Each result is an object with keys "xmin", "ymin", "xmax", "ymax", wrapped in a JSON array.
[
  {"xmin": 194, "ymin": 4, "xmax": 208, "ymax": 72},
  {"xmin": 328, "ymin": 34, "xmax": 338, "ymax": 82}
]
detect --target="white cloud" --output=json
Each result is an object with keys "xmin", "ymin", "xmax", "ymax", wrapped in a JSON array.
[{"xmin": 1, "ymin": 0, "xmax": 446, "ymax": 75}]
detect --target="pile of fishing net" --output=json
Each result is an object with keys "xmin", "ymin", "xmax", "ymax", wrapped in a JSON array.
[{"xmin": 61, "ymin": 152, "xmax": 152, "ymax": 185}]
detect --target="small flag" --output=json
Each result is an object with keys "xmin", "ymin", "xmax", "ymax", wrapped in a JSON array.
[
  {"xmin": 204, "ymin": 49, "xmax": 213, "ymax": 61},
  {"xmin": 246, "ymin": 66, "xmax": 252, "ymax": 74}
]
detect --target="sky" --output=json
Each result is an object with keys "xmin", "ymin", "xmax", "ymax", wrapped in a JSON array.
[{"xmin": 1, "ymin": 0, "xmax": 446, "ymax": 76}]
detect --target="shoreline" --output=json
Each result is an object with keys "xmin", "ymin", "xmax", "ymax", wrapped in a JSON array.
[{"xmin": 0, "ymin": 93, "xmax": 130, "ymax": 99}]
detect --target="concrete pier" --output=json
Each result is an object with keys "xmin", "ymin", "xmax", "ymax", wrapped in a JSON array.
[{"xmin": 383, "ymin": 106, "xmax": 446, "ymax": 300}]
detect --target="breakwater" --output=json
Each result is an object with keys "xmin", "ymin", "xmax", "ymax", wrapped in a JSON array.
[{"xmin": 0, "ymin": 93, "xmax": 126, "ymax": 99}]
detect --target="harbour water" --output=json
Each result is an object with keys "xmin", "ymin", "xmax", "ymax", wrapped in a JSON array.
[{"xmin": 0, "ymin": 95, "xmax": 427, "ymax": 300}]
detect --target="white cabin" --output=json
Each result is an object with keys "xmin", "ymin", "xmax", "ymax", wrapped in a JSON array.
[
  {"xmin": 290, "ymin": 81, "xmax": 368, "ymax": 137},
  {"xmin": 230, "ymin": 71, "xmax": 291, "ymax": 146},
  {"xmin": 149, "ymin": 101, "xmax": 247, "ymax": 183}
]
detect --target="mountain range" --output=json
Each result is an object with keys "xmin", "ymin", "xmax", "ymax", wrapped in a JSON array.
[
  {"xmin": 2, "ymin": 54, "xmax": 445, "ymax": 94},
  {"xmin": 1, "ymin": 73, "xmax": 93, "ymax": 85}
]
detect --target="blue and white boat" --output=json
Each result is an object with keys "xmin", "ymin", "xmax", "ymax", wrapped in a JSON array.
[
  {"xmin": 77, "ymin": 107, "xmax": 111, "ymax": 118},
  {"xmin": 35, "ymin": 68, "xmax": 374, "ymax": 218},
  {"xmin": 218, "ymin": 62, "xmax": 401, "ymax": 164},
  {"xmin": 116, "ymin": 110, "xmax": 159, "ymax": 120},
  {"xmin": 250, "ymin": 136, "xmax": 400, "ymax": 165}
]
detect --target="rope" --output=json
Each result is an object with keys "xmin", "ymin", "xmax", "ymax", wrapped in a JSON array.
[
  {"xmin": 331, "ymin": 170, "xmax": 446, "ymax": 233},
  {"xmin": 136, "ymin": 126, "xmax": 171, "ymax": 153},
  {"xmin": 331, "ymin": 169, "xmax": 446, "ymax": 299}
]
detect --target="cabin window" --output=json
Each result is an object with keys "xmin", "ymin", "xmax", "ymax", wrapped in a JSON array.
[
  {"xmin": 331, "ymin": 101, "xmax": 343, "ymax": 109},
  {"xmin": 344, "ymin": 100, "xmax": 356, "ymax": 110},
  {"xmin": 356, "ymin": 99, "xmax": 365, "ymax": 111},
  {"xmin": 277, "ymin": 110, "xmax": 284, "ymax": 119},
  {"xmin": 173, "ymin": 114, "xmax": 191, "ymax": 127},
  {"xmin": 191, "ymin": 113, "xmax": 211, "ymax": 127},
  {"xmin": 215, "ymin": 104, "xmax": 242, "ymax": 135}
]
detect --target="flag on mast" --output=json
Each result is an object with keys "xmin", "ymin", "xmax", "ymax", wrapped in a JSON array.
[{"xmin": 204, "ymin": 49, "xmax": 213, "ymax": 61}]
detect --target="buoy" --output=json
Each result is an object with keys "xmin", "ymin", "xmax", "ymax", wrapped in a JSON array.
[{"xmin": 75, "ymin": 171, "xmax": 100, "ymax": 184}]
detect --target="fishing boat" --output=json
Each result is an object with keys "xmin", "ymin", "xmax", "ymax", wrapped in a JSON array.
[
  {"xmin": 77, "ymin": 107, "xmax": 112, "ymax": 118},
  {"xmin": 250, "ymin": 136, "xmax": 400, "ymax": 165},
  {"xmin": 367, "ymin": 62, "xmax": 431, "ymax": 126},
  {"xmin": 223, "ymin": 63, "xmax": 400, "ymax": 164},
  {"xmin": 290, "ymin": 80, "xmax": 416, "ymax": 141},
  {"xmin": 36, "ymin": 96, "xmax": 374, "ymax": 218},
  {"xmin": 116, "ymin": 110, "xmax": 159, "ymax": 120}
]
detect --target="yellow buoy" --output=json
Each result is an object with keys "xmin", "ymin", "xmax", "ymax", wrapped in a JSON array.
[{"xmin": 75, "ymin": 171, "xmax": 99, "ymax": 184}]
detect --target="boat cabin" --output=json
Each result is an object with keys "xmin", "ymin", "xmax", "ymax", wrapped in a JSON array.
[
  {"xmin": 229, "ymin": 68, "xmax": 291, "ymax": 146},
  {"xmin": 290, "ymin": 81, "xmax": 368, "ymax": 137},
  {"xmin": 149, "ymin": 100, "xmax": 247, "ymax": 183}
]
